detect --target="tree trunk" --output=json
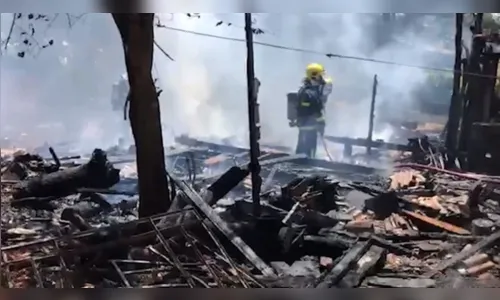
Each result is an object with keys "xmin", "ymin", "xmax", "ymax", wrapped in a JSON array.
[{"xmin": 112, "ymin": 13, "xmax": 170, "ymax": 217}]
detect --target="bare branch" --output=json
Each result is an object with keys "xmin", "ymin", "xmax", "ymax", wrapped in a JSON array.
[
  {"xmin": 153, "ymin": 40, "xmax": 174, "ymax": 61},
  {"xmin": 66, "ymin": 13, "xmax": 73, "ymax": 28},
  {"xmin": 4, "ymin": 15, "xmax": 17, "ymax": 50},
  {"xmin": 45, "ymin": 13, "xmax": 60, "ymax": 31},
  {"xmin": 65, "ymin": 13, "xmax": 87, "ymax": 28}
]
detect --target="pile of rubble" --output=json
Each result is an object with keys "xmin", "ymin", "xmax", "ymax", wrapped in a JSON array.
[{"xmin": 2, "ymin": 136, "xmax": 500, "ymax": 288}]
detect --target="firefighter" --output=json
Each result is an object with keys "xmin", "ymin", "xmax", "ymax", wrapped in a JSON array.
[
  {"xmin": 110, "ymin": 73, "xmax": 131, "ymax": 144},
  {"xmin": 111, "ymin": 73, "xmax": 129, "ymax": 113},
  {"xmin": 292, "ymin": 63, "xmax": 333, "ymax": 158}
]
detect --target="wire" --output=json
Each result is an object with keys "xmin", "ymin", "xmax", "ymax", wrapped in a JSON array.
[{"xmin": 156, "ymin": 24, "xmax": 500, "ymax": 80}]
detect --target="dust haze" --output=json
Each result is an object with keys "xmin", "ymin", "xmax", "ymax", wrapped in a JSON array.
[{"xmin": 0, "ymin": 13, "xmax": 455, "ymax": 156}]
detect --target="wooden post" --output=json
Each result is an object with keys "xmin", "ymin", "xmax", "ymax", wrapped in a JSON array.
[
  {"xmin": 367, "ymin": 74, "xmax": 378, "ymax": 155},
  {"xmin": 244, "ymin": 13, "xmax": 262, "ymax": 218},
  {"xmin": 458, "ymin": 13, "xmax": 484, "ymax": 154},
  {"xmin": 445, "ymin": 13, "xmax": 464, "ymax": 160}
]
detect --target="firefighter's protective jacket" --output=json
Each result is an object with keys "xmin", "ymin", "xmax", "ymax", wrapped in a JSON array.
[{"xmin": 296, "ymin": 77, "xmax": 332, "ymax": 129}]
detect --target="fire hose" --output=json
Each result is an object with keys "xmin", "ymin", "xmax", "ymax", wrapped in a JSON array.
[{"xmin": 319, "ymin": 134, "xmax": 334, "ymax": 162}]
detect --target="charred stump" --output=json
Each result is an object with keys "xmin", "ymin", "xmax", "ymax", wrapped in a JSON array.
[
  {"xmin": 112, "ymin": 13, "xmax": 171, "ymax": 217},
  {"xmin": 12, "ymin": 149, "xmax": 119, "ymax": 199}
]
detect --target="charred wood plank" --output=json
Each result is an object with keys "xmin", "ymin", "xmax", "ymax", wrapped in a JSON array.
[
  {"xmin": 206, "ymin": 166, "xmax": 250, "ymax": 206},
  {"xmin": 315, "ymin": 240, "xmax": 372, "ymax": 288},
  {"xmin": 337, "ymin": 245, "xmax": 386, "ymax": 288},
  {"xmin": 9, "ymin": 196, "xmax": 58, "ymax": 210},
  {"xmin": 402, "ymin": 209, "xmax": 471, "ymax": 235}
]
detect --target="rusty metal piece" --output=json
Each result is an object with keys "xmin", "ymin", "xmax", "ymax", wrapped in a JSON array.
[{"xmin": 401, "ymin": 209, "xmax": 471, "ymax": 235}]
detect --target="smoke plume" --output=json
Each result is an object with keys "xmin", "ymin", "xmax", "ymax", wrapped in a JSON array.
[{"xmin": 1, "ymin": 13, "xmax": 455, "ymax": 155}]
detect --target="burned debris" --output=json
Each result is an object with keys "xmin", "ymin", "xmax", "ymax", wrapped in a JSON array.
[{"xmin": 2, "ymin": 135, "xmax": 500, "ymax": 289}]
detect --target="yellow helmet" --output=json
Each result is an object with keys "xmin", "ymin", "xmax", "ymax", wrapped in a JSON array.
[{"xmin": 306, "ymin": 63, "xmax": 325, "ymax": 80}]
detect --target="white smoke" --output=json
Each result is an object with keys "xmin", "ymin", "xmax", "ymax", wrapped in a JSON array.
[{"xmin": 1, "ymin": 13, "xmax": 455, "ymax": 155}]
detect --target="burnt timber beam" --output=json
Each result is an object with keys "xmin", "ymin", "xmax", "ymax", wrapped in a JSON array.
[
  {"xmin": 315, "ymin": 240, "xmax": 372, "ymax": 288},
  {"xmin": 367, "ymin": 74, "xmax": 378, "ymax": 155},
  {"xmin": 244, "ymin": 13, "xmax": 262, "ymax": 217}
]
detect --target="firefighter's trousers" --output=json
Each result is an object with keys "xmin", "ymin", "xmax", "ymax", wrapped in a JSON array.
[{"xmin": 295, "ymin": 127, "xmax": 318, "ymax": 158}]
